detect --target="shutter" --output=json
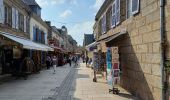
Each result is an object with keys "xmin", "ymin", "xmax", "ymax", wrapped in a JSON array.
[
  {"xmin": 103, "ymin": 14, "xmax": 106, "ymax": 33},
  {"xmin": 12, "ymin": 7, "xmax": 15, "ymax": 28},
  {"xmin": 132, "ymin": 0, "xmax": 139, "ymax": 15},
  {"xmin": 24, "ymin": 16, "xmax": 26, "ymax": 32},
  {"xmin": 33, "ymin": 26, "xmax": 36, "ymax": 41},
  {"xmin": 101, "ymin": 16, "xmax": 104, "ymax": 34},
  {"xmin": 115, "ymin": 0, "xmax": 120, "ymax": 25},
  {"xmin": 0, "ymin": 0, "xmax": 4, "ymax": 24},
  {"xmin": 101, "ymin": 14, "xmax": 106, "ymax": 34},
  {"xmin": 44, "ymin": 33, "xmax": 46, "ymax": 44},
  {"xmin": 39, "ymin": 30, "xmax": 41, "ymax": 43},
  {"xmin": 15, "ymin": 9, "xmax": 18, "ymax": 29},
  {"xmin": 111, "ymin": 1, "xmax": 116, "ymax": 28}
]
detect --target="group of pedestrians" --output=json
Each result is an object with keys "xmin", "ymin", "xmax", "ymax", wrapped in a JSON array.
[
  {"xmin": 68, "ymin": 56, "xmax": 78, "ymax": 67},
  {"xmin": 46, "ymin": 55, "xmax": 79, "ymax": 74}
]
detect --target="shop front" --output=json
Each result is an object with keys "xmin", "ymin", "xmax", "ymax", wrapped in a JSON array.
[
  {"xmin": 0, "ymin": 32, "xmax": 53, "ymax": 75},
  {"xmin": 105, "ymin": 31, "xmax": 127, "ymax": 93}
]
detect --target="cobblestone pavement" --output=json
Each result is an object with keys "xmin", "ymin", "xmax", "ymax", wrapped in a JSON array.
[
  {"xmin": 0, "ymin": 64, "xmax": 72, "ymax": 100},
  {"xmin": 0, "ymin": 62, "xmax": 138, "ymax": 100}
]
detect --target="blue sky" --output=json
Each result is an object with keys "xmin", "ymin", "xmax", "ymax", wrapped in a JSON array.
[{"xmin": 35, "ymin": 0, "xmax": 105, "ymax": 45}]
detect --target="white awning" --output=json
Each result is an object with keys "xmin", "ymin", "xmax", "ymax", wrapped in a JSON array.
[{"xmin": 0, "ymin": 32, "xmax": 54, "ymax": 51}]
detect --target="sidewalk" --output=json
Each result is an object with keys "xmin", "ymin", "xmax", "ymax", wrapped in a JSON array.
[
  {"xmin": 69, "ymin": 62, "xmax": 138, "ymax": 100},
  {"xmin": 0, "ymin": 64, "xmax": 72, "ymax": 100}
]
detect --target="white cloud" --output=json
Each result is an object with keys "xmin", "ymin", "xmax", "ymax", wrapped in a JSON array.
[
  {"xmin": 59, "ymin": 10, "xmax": 72, "ymax": 18},
  {"xmin": 68, "ymin": 21, "xmax": 94, "ymax": 45},
  {"xmin": 92, "ymin": 0, "xmax": 105, "ymax": 11},
  {"xmin": 70, "ymin": 0, "xmax": 77, "ymax": 5}
]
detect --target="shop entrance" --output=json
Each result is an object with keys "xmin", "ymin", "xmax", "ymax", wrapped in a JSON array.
[{"xmin": 3, "ymin": 48, "xmax": 13, "ymax": 74}]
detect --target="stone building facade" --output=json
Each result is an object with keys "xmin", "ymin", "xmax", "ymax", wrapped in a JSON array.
[
  {"xmin": 0, "ymin": 0, "xmax": 31, "ymax": 74},
  {"xmin": 94, "ymin": 0, "xmax": 170, "ymax": 100}
]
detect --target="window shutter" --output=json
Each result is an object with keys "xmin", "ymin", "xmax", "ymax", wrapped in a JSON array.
[
  {"xmin": 111, "ymin": 1, "xmax": 116, "ymax": 28},
  {"xmin": 33, "ymin": 26, "xmax": 36, "ymax": 41},
  {"xmin": 15, "ymin": 9, "xmax": 18, "ymax": 29},
  {"xmin": 101, "ymin": 14, "xmax": 106, "ymax": 34},
  {"xmin": 12, "ymin": 7, "xmax": 15, "ymax": 28},
  {"xmin": 116, "ymin": 0, "xmax": 120, "ymax": 25},
  {"xmin": 103, "ymin": 14, "xmax": 106, "ymax": 33},
  {"xmin": 132, "ymin": 0, "xmax": 139, "ymax": 15},
  {"xmin": 44, "ymin": 33, "xmax": 46, "ymax": 44},
  {"xmin": 39, "ymin": 30, "xmax": 41, "ymax": 43},
  {"xmin": 26, "ymin": 16, "xmax": 29, "ymax": 33},
  {"xmin": 24, "ymin": 16, "xmax": 26, "ymax": 32},
  {"xmin": 0, "ymin": 0, "xmax": 4, "ymax": 24}
]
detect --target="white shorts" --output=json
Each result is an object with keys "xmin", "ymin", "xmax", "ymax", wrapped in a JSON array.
[{"xmin": 53, "ymin": 65, "xmax": 56, "ymax": 70}]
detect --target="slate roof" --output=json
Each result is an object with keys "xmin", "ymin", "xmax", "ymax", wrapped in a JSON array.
[
  {"xmin": 22, "ymin": 0, "xmax": 41, "ymax": 8},
  {"xmin": 83, "ymin": 34, "xmax": 94, "ymax": 46}
]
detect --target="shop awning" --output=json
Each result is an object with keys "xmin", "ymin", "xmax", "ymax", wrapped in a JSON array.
[
  {"xmin": 0, "ymin": 32, "xmax": 54, "ymax": 51},
  {"xmin": 86, "ymin": 42, "xmax": 99, "ymax": 51},
  {"xmin": 105, "ymin": 30, "xmax": 127, "ymax": 45}
]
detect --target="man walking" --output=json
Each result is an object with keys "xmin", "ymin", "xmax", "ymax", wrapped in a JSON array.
[
  {"xmin": 52, "ymin": 55, "xmax": 57, "ymax": 74},
  {"xmin": 86, "ymin": 56, "xmax": 89, "ymax": 67},
  {"xmin": 46, "ymin": 55, "xmax": 51, "ymax": 69},
  {"xmin": 68, "ymin": 56, "xmax": 72, "ymax": 67}
]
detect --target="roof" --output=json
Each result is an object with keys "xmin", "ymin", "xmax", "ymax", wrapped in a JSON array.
[
  {"xmin": 22, "ymin": 0, "xmax": 41, "ymax": 8},
  {"xmin": 95, "ymin": 0, "xmax": 112, "ymax": 20},
  {"xmin": 83, "ymin": 34, "xmax": 94, "ymax": 46},
  {"xmin": 52, "ymin": 26, "xmax": 60, "ymax": 33}
]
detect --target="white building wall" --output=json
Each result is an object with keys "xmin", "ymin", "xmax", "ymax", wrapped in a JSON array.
[{"xmin": 30, "ymin": 17, "xmax": 48, "ymax": 44}]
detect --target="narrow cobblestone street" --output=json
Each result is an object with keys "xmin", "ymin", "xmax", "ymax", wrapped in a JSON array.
[{"xmin": 0, "ymin": 61, "xmax": 137, "ymax": 100}]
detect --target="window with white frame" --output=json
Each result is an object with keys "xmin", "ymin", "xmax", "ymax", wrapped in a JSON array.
[
  {"xmin": 12, "ymin": 7, "xmax": 19, "ymax": 29},
  {"xmin": 132, "ymin": 0, "xmax": 139, "ymax": 15},
  {"xmin": 115, "ymin": 0, "xmax": 120, "ymax": 25},
  {"xmin": 111, "ymin": 1, "xmax": 116, "ymax": 28},
  {"xmin": 101, "ymin": 14, "xmax": 106, "ymax": 34},
  {"xmin": 0, "ymin": 0, "xmax": 4, "ymax": 24},
  {"xmin": 127, "ymin": 0, "xmax": 139, "ymax": 18},
  {"xmin": 19, "ymin": 12, "xmax": 24, "ymax": 31},
  {"xmin": 126, "ymin": 0, "xmax": 132, "ymax": 19},
  {"xmin": 4, "ymin": 4, "xmax": 12, "ymax": 26}
]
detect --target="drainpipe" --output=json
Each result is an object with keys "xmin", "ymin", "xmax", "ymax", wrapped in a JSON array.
[{"xmin": 160, "ymin": 0, "xmax": 166, "ymax": 100}]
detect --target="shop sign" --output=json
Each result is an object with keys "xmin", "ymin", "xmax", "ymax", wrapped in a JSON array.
[
  {"xmin": 106, "ymin": 48, "xmax": 113, "ymax": 85},
  {"xmin": 112, "ymin": 47, "xmax": 120, "ymax": 86}
]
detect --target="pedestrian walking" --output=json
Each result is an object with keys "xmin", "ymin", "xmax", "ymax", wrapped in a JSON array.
[
  {"xmin": 74, "ymin": 56, "xmax": 78, "ymax": 67},
  {"xmin": 86, "ymin": 56, "xmax": 89, "ymax": 67},
  {"xmin": 52, "ymin": 55, "xmax": 57, "ymax": 74},
  {"xmin": 68, "ymin": 56, "xmax": 72, "ymax": 67},
  {"xmin": 46, "ymin": 55, "xmax": 51, "ymax": 69}
]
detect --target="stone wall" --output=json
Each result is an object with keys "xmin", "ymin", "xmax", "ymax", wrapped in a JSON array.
[
  {"xmin": 119, "ymin": 0, "xmax": 162, "ymax": 99},
  {"xmin": 166, "ymin": 0, "xmax": 170, "ymax": 59},
  {"xmin": 95, "ymin": 0, "xmax": 165, "ymax": 99},
  {"xmin": 165, "ymin": 0, "xmax": 170, "ymax": 100}
]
